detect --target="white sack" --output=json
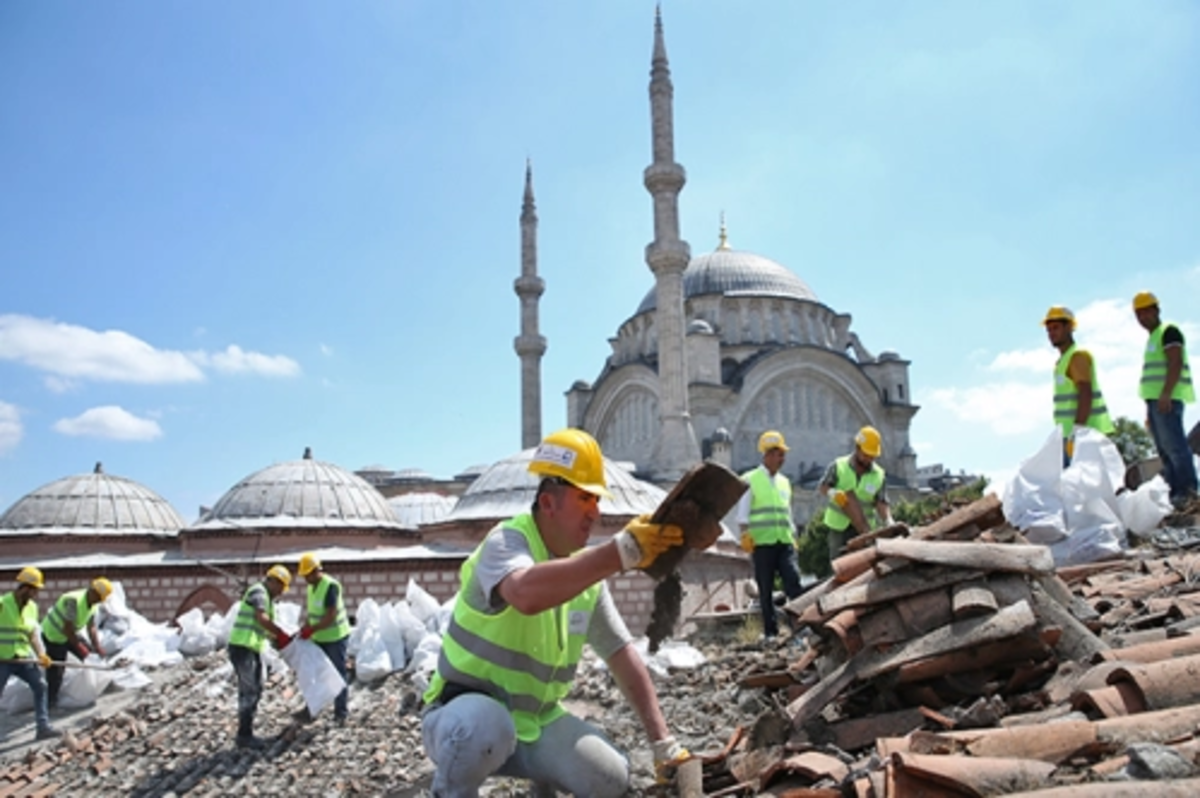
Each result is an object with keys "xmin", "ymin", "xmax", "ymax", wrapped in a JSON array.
[
  {"xmin": 378, "ymin": 603, "xmax": 409, "ymax": 672},
  {"xmin": 1054, "ymin": 428, "xmax": 1127, "ymax": 566},
  {"xmin": 406, "ymin": 633, "xmax": 442, "ymax": 694},
  {"xmin": 406, "ymin": 579, "xmax": 441, "ymax": 630},
  {"xmin": 354, "ymin": 627, "xmax": 393, "ymax": 683},
  {"xmin": 177, "ymin": 607, "xmax": 217, "ymax": 657},
  {"xmin": 1002, "ymin": 428, "xmax": 1068, "ymax": 543},
  {"xmin": 348, "ymin": 598, "xmax": 381, "ymax": 658},
  {"xmin": 57, "ymin": 655, "xmax": 118, "ymax": 709},
  {"xmin": 1118, "ymin": 475, "xmax": 1173, "ymax": 536},
  {"xmin": 392, "ymin": 600, "xmax": 427, "ymax": 660},
  {"xmin": 0, "ymin": 679, "xmax": 34, "ymax": 713},
  {"xmin": 109, "ymin": 664, "xmax": 153, "ymax": 691},
  {"xmin": 280, "ymin": 638, "xmax": 345, "ymax": 717}
]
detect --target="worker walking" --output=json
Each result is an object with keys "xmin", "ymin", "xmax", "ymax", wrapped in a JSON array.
[
  {"xmin": 41, "ymin": 576, "xmax": 112, "ymax": 709},
  {"xmin": 736, "ymin": 430, "xmax": 803, "ymax": 640},
  {"xmin": 421, "ymin": 428, "xmax": 690, "ymax": 797},
  {"xmin": 297, "ymin": 553, "xmax": 350, "ymax": 723},
  {"xmin": 1134, "ymin": 291, "xmax": 1198, "ymax": 510},
  {"xmin": 819, "ymin": 426, "xmax": 895, "ymax": 561},
  {"xmin": 228, "ymin": 565, "xmax": 293, "ymax": 750},
  {"xmin": 0, "ymin": 567, "xmax": 60, "ymax": 740},
  {"xmin": 1044, "ymin": 305, "xmax": 1114, "ymax": 464}
]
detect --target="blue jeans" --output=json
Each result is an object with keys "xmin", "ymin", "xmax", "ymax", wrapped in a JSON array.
[
  {"xmin": 316, "ymin": 636, "xmax": 349, "ymax": 719},
  {"xmin": 229, "ymin": 644, "xmax": 262, "ymax": 738},
  {"xmin": 1147, "ymin": 400, "xmax": 1199, "ymax": 502},
  {"xmin": 0, "ymin": 660, "xmax": 51, "ymax": 731},
  {"xmin": 752, "ymin": 543, "xmax": 803, "ymax": 637}
]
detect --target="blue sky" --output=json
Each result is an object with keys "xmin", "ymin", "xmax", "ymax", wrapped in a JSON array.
[{"xmin": 2, "ymin": 1, "xmax": 1198, "ymax": 520}]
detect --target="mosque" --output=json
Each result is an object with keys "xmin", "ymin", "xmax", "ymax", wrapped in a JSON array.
[{"xmin": 0, "ymin": 10, "xmax": 917, "ymax": 627}]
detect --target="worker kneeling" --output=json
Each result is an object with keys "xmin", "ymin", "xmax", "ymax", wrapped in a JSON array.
[{"xmin": 421, "ymin": 428, "xmax": 690, "ymax": 797}]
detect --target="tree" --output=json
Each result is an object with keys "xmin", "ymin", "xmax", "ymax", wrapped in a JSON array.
[{"xmin": 1109, "ymin": 416, "xmax": 1154, "ymax": 465}]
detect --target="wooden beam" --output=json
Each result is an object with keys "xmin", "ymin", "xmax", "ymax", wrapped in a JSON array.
[
  {"xmin": 875, "ymin": 538, "xmax": 1054, "ymax": 575},
  {"xmin": 817, "ymin": 565, "xmax": 980, "ymax": 616}
]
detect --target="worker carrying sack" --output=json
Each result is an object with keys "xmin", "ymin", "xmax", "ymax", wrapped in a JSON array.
[{"xmin": 279, "ymin": 638, "xmax": 345, "ymax": 718}]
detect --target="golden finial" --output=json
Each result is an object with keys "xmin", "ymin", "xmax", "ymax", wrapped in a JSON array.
[{"xmin": 717, "ymin": 211, "xmax": 731, "ymax": 250}]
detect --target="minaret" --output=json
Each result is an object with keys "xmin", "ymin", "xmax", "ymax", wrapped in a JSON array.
[
  {"xmin": 645, "ymin": 6, "xmax": 700, "ymax": 479},
  {"xmin": 514, "ymin": 160, "xmax": 546, "ymax": 449}
]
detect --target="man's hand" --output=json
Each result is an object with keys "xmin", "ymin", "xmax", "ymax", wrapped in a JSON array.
[
  {"xmin": 274, "ymin": 631, "xmax": 293, "ymax": 650},
  {"xmin": 739, "ymin": 532, "xmax": 754, "ymax": 553},
  {"xmin": 651, "ymin": 735, "xmax": 691, "ymax": 784},
  {"xmin": 95, "ymin": 645, "xmax": 106, "ymax": 659},
  {"xmin": 73, "ymin": 642, "xmax": 91, "ymax": 660},
  {"xmin": 614, "ymin": 515, "xmax": 684, "ymax": 571},
  {"xmin": 1157, "ymin": 394, "xmax": 1173, "ymax": 415},
  {"xmin": 832, "ymin": 490, "xmax": 849, "ymax": 508},
  {"xmin": 299, "ymin": 626, "xmax": 314, "ymax": 640},
  {"xmin": 37, "ymin": 653, "xmax": 52, "ymax": 669}
]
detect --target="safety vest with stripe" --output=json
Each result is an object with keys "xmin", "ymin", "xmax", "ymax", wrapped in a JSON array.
[
  {"xmin": 306, "ymin": 574, "xmax": 350, "ymax": 643},
  {"xmin": 0, "ymin": 592, "xmax": 38, "ymax": 660},
  {"xmin": 424, "ymin": 512, "xmax": 601, "ymax": 743},
  {"xmin": 1053, "ymin": 344, "xmax": 1115, "ymax": 438},
  {"xmin": 822, "ymin": 456, "xmax": 887, "ymax": 532},
  {"xmin": 228, "ymin": 582, "xmax": 274, "ymax": 654},
  {"xmin": 41, "ymin": 588, "xmax": 97, "ymax": 645},
  {"xmin": 1140, "ymin": 323, "xmax": 1195, "ymax": 403},
  {"xmin": 740, "ymin": 466, "xmax": 795, "ymax": 546}
]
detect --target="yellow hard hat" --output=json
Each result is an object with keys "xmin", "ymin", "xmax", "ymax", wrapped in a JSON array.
[
  {"xmin": 298, "ymin": 552, "xmax": 321, "ymax": 577},
  {"xmin": 265, "ymin": 564, "xmax": 291, "ymax": 592},
  {"xmin": 757, "ymin": 430, "xmax": 789, "ymax": 453},
  {"xmin": 1132, "ymin": 291, "xmax": 1159, "ymax": 312},
  {"xmin": 1042, "ymin": 306, "xmax": 1076, "ymax": 330},
  {"xmin": 16, "ymin": 566, "xmax": 44, "ymax": 589},
  {"xmin": 91, "ymin": 577, "xmax": 114, "ymax": 601},
  {"xmin": 528, "ymin": 428, "xmax": 613, "ymax": 499},
  {"xmin": 855, "ymin": 426, "xmax": 883, "ymax": 458}
]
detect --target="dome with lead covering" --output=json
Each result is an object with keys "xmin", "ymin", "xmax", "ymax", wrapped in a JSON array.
[
  {"xmin": 636, "ymin": 247, "xmax": 816, "ymax": 314},
  {"xmin": 0, "ymin": 462, "xmax": 185, "ymax": 537},
  {"xmin": 388, "ymin": 492, "xmax": 456, "ymax": 528},
  {"xmin": 192, "ymin": 447, "xmax": 407, "ymax": 531}
]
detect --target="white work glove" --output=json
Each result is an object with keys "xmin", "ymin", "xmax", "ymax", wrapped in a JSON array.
[
  {"xmin": 613, "ymin": 514, "xmax": 684, "ymax": 571},
  {"xmin": 652, "ymin": 735, "xmax": 691, "ymax": 783}
]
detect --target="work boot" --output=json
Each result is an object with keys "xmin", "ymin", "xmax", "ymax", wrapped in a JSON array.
[
  {"xmin": 235, "ymin": 734, "xmax": 267, "ymax": 751},
  {"xmin": 292, "ymin": 707, "xmax": 313, "ymax": 724},
  {"xmin": 36, "ymin": 726, "xmax": 62, "ymax": 741}
]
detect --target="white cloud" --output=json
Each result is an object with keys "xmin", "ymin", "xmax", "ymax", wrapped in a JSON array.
[
  {"xmin": 0, "ymin": 402, "xmax": 22, "ymax": 455},
  {"xmin": 987, "ymin": 348, "xmax": 1054, "ymax": 374},
  {"xmin": 0, "ymin": 314, "xmax": 204, "ymax": 384},
  {"xmin": 189, "ymin": 345, "xmax": 301, "ymax": 377},
  {"xmin": 929, "ymin": 382, "xmax": 1047, "ymax": 436},
  {"xmin": 319, "ymin": 343, "xmax": 333, "ymax": 357},
  {"xmin": 53, "ymin": 406, "xmax": 163, "ymax": 441}
]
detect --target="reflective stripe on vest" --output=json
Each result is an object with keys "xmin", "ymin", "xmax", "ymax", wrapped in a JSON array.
[
  {"xmin": 307, "ymin": 575, "xmax": 350, "ymax": 643},
  {"xmin": 1140, "ymin": 323, "xmax": 1195, "ymax": 403},
  {"xmin": 1053, "ymin": 344, "xmax": 1115, "ymax": 437},
  {"xmin": 822, "ymin": 456, "xmax": 886, "ymax": 532},
  {"xmin": 228, "ymin": 582, "xmax": 273, "ymax": 653},
  {"xmin": 740, "ymin": 467, "xmax": 794, "ymax": 546},
  {"xmin": 424, "ymin": 512, "xmax": 600, "ymax": 743},
  {"xmin": 0, "ymin": 592, "xmax": 38, "ymax": 660},
  {"xmin": 41, "ymin": 588, "xmax": 96, "ymax": 644}
]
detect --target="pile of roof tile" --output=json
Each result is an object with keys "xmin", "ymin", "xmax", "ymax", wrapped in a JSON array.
[{"xmin": 683, "ymin": 495, "xmax": 1200, "ymax": 796}]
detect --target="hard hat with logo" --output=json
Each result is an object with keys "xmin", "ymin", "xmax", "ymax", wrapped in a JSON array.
[
  {"xmin": 528, "ymin": 428, "xmax": 613, "ymax": 499},
  {"xmin": 298, "ymin": 552, "xmax": 322, "ymax": 577},
  {"xmin": 1042, "ymin": 306, "xmax": 1076, "ymax": 330},
  {"xmin": 1132, "ymin": 291, "xmax": 1159, "ymax": 312},
  {"xmin": 15, "ymin": 566, "xmax": 44, "ymax": 589},
  {"xmin": 855, "ymin": 426, "xmax": 883, "ymax": 458},
  {"xmin": 91, "ymin": 577, "xmax": 114, "ymax": 601},
  {"xmin": 265, "ymin": 565, "xmax": 291, "ymax": 592},
  {"xmin": 757, "ymin": 430, "xmax": 789, "ymax": 453}
]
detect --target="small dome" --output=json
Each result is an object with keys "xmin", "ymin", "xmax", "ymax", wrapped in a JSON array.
[
  {"xmin": 637, "ymin": 248, "xmax": 816, "ymax": 314},
  {"xmin": 711, "ymin": 427, "xmax": 732, "ymax": 444},
  {"xmin": 879, "ymin": 351, "xmax": 901, "ymax": 362},
  {"xmin": 393, "ymin": 468, "xmax": 434, "ymax": 482},
  {"xmin": 194, "ymin": 448, "xmax": 405, "ymax": 531},
  {"xmin": 388, "ymin": 493, "xmax": 456, "ymax": 527},
  {"xmin": 0, "ymin": 462, "xmax": 185, "ymax": 537},
  {"xmin": 687, "ymin": 319, "xmax": 714, "ymax": 335},
  {"xmin": 453, "ymin": 464, "xmax": 489, "ymax": 481},
  {"xmin": 446, "ymin": 448, "xmax": 667, "ymax": 522}
]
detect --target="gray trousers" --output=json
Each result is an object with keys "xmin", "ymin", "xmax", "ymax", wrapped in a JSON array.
[
  {"xmin": 228, "ymin": 644, "xmax": 263, "ymax": 738},
  {"xmin": 422, "ymin": 692, "xmax": 629, "ymax": 798}
]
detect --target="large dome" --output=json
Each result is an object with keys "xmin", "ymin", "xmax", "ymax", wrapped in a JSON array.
[
  {"xmin": 636, "ymin": 247, "xmax": 817, "ymax": 314},
  {"xmin": 192, "ymin": 447, "xmax": 407, "ymax": 531},
  {"xmin": 446, "ymin": 448, "xmax": 667, "ymax": 522},
  {"xmin": 0, "ymin": 462, "xmax": 185, "ymax": 537}
]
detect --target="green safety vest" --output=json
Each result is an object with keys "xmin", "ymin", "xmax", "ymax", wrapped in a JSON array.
[
  {"xmin": 1053, "ymin": 344, "xmax": 1115, "ymax": 437},
  {"xmin": 0, "ymin": 592, "xmax": 38, "ymax": 660},
  {"xmin": 740, "ymin": 466, "xmax": 795, "ymax": 546},
  {"xmin": 1140, "ymin": 323, "xmax": 1195, "ymax": 403},
  {"xmin": 41, "ymin": 588, "xmax": 98, "ymax": 645},
  {"xmin": 228, "ymin": 582, "xmax": 274, "ymax": 654},
  {"xmin": 424, "ymin": 512, "xmax": 601, "ymax": 743},
  {"xmin": 306, "ymin": 574, "xmax": 350, "ymax": 643},
  {"xmin": 822, "ymin": 456, "xmax": 887, "ymax": 532}
]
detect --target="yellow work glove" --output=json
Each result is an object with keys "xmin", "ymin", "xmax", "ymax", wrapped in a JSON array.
[
  {"xmin": 37, "ymin": 653, "xmax": 51, "ymax": 668},
  {"xmin": 832, "ymin": 489, "xmax": 849, "ymax": 508},
  {"xmin": 739, "ymin": 532, "xmax": 754, "ymax": 553},
  {"xmin": 652, "ymin": 735, "xmax": 692, "ymax": 784},
  {"xmin": 614, "ymin": 514, "xmax": 684, "ymax": 571},
  {"xmin": 1064, "ymin": 436, "xmax": 1075, "ymax": 461}
]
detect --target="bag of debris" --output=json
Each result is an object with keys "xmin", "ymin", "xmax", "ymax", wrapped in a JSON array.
[
  {"xmin": 110, "ymin": 664, "xmax": 153, "ymax": 691},
  {"xmin": 1118, "ymin": 474, "xmax": 1173, "ymax": 536},
  {"xmin": 1002, "ymin": 428, "xmax": 1068, "ymax": 543},
  {"xmin": 388, "ymin": 600, "xmax": 426, "ymax": 661},
  {"xmin": 406, "ymin": 579, "xmax": 441, "ymax": 632},
  {"xmin": 0, "ymin": 679, "xmax": 34, "ymax": 714},
  {"xmin": 57, "ymin": 655, "xmax": 117, "ymax": 708},
  {"xmin": 348, "ymin": 598, "xmax": 381, "ymax": 658},
  {"xmin": 207, "ymin": 603, "xmax": 238, "ymax": 649},
  {"xmin": 355, "ymin": 626, "xmax": 393, "ymax": 682},
  {"xmin": 378, "ymin": 602, "xmax": 409, "ymax": 671},
  {"xmin": 177, "ymin": 607, "xmax": 218, "ymax": 658},
  {"xmin": 406, "ymin": 633, "xmax": 442, "ymax": 694},
  {"xmin": 280, "ymin": 638, "xmax": 345, "ymax": 717},
  {"xmin": 1054, "ymin": 427, "xmax": 1127, "ymax": 566}
]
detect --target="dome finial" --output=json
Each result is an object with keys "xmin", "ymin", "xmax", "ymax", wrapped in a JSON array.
[
  {"xmin": 303, "ymin": 446, "xmax": 313, "ymax": 460},
  {"xmin": 717, "ymin": 211, "xmax": 731, "ymax": 251},
  {"xmin": 94, "ymin": 462, "xmax": 103, "ymax": 474}
]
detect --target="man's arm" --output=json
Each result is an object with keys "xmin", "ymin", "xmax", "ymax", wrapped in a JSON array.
[
  {"xmin": 1161, "ymin": 342, "xmax": 1184, "ymax": 413},
  {"xmin": 606, "ymin": 642, "xmax": 669, "ymax": 742},
  {"xmin": 497, "ymin": 543, "xmax": 623, "ymax": 616},
  {"xmin": 253, "ymin": 609, "xmax": 287, "ymax": 639},
  {"xmin": 1068, "ymin": 351, "xmax": 1094, "ymax": 426}
]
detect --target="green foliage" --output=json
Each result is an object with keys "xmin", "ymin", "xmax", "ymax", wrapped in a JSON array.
[
  {"xmin": 797, "ymin": 518, "xmax": 833, "ymax": 578},
  {"xmin": 892, "ymin": 478, "xmax": 989, "ymax": 527},
  {"xmin": 1109, "ymin": 416, "xmax": 1154, "ymax": 466}
]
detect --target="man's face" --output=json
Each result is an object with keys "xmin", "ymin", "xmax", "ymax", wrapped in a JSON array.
[
  {"xmin": 304, "ymin": 571, "xmax": 321, "ymax": 586},
  {"xmin": 538, "ymin": 482, "xmax": 601, "ymax": 557},
  {"xmin": 266, "ymin": 577, "xmax": 284, "ymax": 598},
  {"xmin": 1135, "ymin": 306, "xmax": 1160, "ymax": 332},
  {"xmin": 853, "ymin": 448, "xmax": 876, "ymax": 471},
  {"xmin": 14, "ymin": 585, "xmax": 37, "ymax": 606},
  {"xmin": 763, "ymin": 448, "xmax": 786, "ymax": 474},
  {"xmin": 1045, "ymin": 320, "xmax": 1071, "ymax": 348}
]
